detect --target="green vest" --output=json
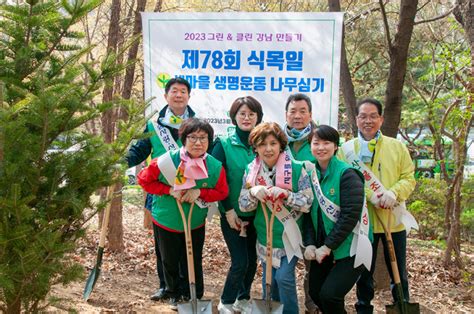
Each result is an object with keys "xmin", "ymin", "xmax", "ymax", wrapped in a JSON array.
[
  {"xmin": 289, "ymin": 140, "xmax": 316, "ymax": 163},
  {"xmin": 219, "ymin": 133, "xmax": 255, "ymax": 216},
  {"xmin": 147, "ymin": 120, "xmax": 182, "ymax": 158},
  {"xmin": 152, "ymin": 150, "xmax": 222, "ymax": 231},
  {"xmin": 310, "ymin": 156, "xmax": 364, "ymax": 260},
  {"xmin": 250, "ymin": 160, "xmax": 304, "ymax": 248}
]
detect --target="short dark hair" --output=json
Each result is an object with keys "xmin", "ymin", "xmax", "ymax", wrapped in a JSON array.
[
  {"xmin": 285, "ymin": 93, "xmax": 312, "ymax": 112},
  {"xmin": 308, "ymin": 124, "xmax": 340, "ymax": 155},
  {"xmin": 165, "ymin": 77, "xmax": 191, "ymax": 94},
  {"xmin": 229, "ymin": 96, "xmax": 264, "ymax": 126},
  {"xmin": 356, "ymin": 98, "xmax": 383, "ymax": 115},
  {"xmin": 249, "ymin": 122, "xmax": 288, "ymax": 152},
  {"xmin": 179, "ymin": 118, "xmax": 214, "ymax": 145}
]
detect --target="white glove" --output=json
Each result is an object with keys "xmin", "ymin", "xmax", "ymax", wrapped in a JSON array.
[
  {"xmin": 369, "ymin": 192, "xmax": 381, "ymax": 207},
  {"xmin": 315, "ymin": 245, "xmax": 331, "ymax": 264},
  {"xmin": 169, "ymin": 187, "xmax": 183, "ymax": 200},
  {"xmin": 304, "ymin": 245, "xmax": 317, "ymax": 260},
  {"xmin": 268, "ymin": 186, "xmax": 289, "ymax": 202},
  {"xmin": 379, "ymin": 190, "xmax": 397, "ymax": 209},
  {"xmin": 249, "ymin": 186, "xmax": 269, "ymax": 202},
  {"xmin": 181, "ymin": 189, "xmax": 200, "ymax": 203},
  {"xmin": 225, "ymin": 209, "xmax": 242, "ymax": 231}
]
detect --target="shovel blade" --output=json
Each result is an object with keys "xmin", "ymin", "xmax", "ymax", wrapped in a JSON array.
[
  {"xmin": 386, "ymin": 301, "xmax": 420, "ymax": 314},
  {"xmin": 83, "ymin": 266, "xmax": 100, "ymax": 301},
  {"xmin": 177, "ymin": 299, "xmax": 212, "ymax": 314},
  {"xmin": 83, "ymin": 247, "xmax": 104, "ymax": 301},
  {"xmin": 251, "ymin": 299, "xmax": 284, "ymax": 314}
]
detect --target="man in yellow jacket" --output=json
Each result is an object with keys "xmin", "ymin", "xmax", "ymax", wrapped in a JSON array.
[{"xmin": 339, "ymin": 98, "xmax": 416, "ymax": 314}]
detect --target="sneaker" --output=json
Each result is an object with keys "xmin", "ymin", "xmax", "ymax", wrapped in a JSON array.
[
  {"xmin": 169, "ymin": 297, "xmax": 180, "ymax": 311},
  {"xmin": 150, "ymin": 288, "xmax": 169, "ymax": 301},
  {"xmin": 233, "ymin": 299, "xmax": 251, "ymax": 314},
  {"xmin": 218, "ymin": 300, "xmax": 234, "ymax": 314}
]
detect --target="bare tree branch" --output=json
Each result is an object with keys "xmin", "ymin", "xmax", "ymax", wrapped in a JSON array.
[
  {"xmin": 328, "ymin": 0, "xmax": 358, "ymax": 134},
  {"xmin": 415, "ymin": 7, "xmax": 455, "ymax": 25},
  {"xmin": 154, "ymin": 0, "xmax": 162, "ymax": 12},
  {"xmin": 440, "ymin": 99, "xmax": 461, "ymax": 140},
  {"xmin": 416, "ymin": 0, "xmax": 431, "ymax": 12},
  {"xmin": 379, "ymin": 0, "xmax": 393, "ymax": 51},
  {"xmin": 345, "ymin": 6, "xmax": 381, "ymax": 26},
  {"xmin": 352, "ymin": 56, "xmax": 373, "ymax": 75}
]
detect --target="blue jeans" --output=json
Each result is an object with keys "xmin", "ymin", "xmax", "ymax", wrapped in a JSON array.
[
  {"xmin": 262, "ymin": 255, "xmax": 299, "ymax": 314},
  {"xmin": 356, "ymin": 231, "xmax": 409, "ymax": 314},
  {"xmin": 220, "ymin": 213, "xmax": 257, "ymax": 304}
]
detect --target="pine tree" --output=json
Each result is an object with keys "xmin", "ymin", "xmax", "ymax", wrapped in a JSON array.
[{"xmin": 0, "ymin": 0, "xmax": 144, "ymax": 312}]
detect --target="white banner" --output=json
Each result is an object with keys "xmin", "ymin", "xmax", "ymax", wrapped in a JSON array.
[{"xmin": 142, "ymin": 12, "xmax": 343, "ymax": 135}]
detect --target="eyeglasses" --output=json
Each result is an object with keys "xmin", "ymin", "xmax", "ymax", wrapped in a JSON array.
[
  {"xmin": 357, "ymin": 114, "xmax": 381, "ymax": 122},
  {"xmin": 237, "ymin": 112, "xmax": 257, "ymax": 119},
  {"xmin": 187, "ymin": 135, "xmax": 208, "ymax": 143}
]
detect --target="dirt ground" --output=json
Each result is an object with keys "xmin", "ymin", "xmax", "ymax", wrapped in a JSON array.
[{"xmin": 48, "ymin": 188, "xmax": 473, "ymax": 313}]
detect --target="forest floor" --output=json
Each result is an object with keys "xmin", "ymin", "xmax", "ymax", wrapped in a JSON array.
[{"xmin": 48, "ymin": 187, "xmax": 473, "ymax": 313}]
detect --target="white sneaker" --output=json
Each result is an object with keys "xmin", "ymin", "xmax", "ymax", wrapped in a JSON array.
[
  {"xmin": 218, "ymin": 300, "xmax": 234, "ymax": 314},
  {"xmin": 232, "ymin": 299, "xmax": 251, "ymax": 313}
]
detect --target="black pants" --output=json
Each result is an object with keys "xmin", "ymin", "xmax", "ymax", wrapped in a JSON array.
[
  {"xmin": 356, "ymin": 231, "xmax": 409, "ymax": 314},
  {"xmin": 157, "ymin": 224, "xmax": 205, "ymax": 299},
  {"xmin": 152, "ymin": 223, "xmax": 166, "ymax": 289},
  {"xmin": 308, "ymin": 255, "xmax": 364, "ymax": 314}
]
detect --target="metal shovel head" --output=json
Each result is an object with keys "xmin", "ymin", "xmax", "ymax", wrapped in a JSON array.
[
  {"xmin": 83, "ymin": 246, "xmax": 104, "ymax": 300},
  {"xmin": 177, "ymin": 299, "xmax": 212, "ymax": 314},
  {"xmin": 386, "ymin": 301, "xmax": 420, "ymax": 314},
  {"xmin": 251, "ymin": 298, "xmax": 284, "ymax": 314}
]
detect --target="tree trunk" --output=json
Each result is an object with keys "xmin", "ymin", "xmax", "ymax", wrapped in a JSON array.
[
  {"xmin": 137, "ymin": 0, "xmax": 163, "ymax": 231},
  {"xmin": 327, "ymin": 0, "xmax": 390, "ymax": 289},
  {"xmin": 101, "ymin": 0, "xmax": 123, "ymax": 252},
  {"xmin": 446, "ymin": 0, "xmax": 474, "ymax": 268},
  {"xmin": 444, "ymin": 169, "xmax": 463, "ymax": 267},
  {"xmin": 328, "ymin": 0, "xmax": 358, "ymax": 135},
  {"xmin": 144, "ymin": 208, "xmax": 153, "ymax": 229},
  {"xmin": 381, "ymin": 0, "xmax": 418, "ymax": 138},
  {"xmin": 108, "ymin": 181, "xmax": 125, "ymax": 251},
  {"xmin": 122, "ymin": 0, "xmax": 146, "ymax": 101},
  {"xmin": 444, "ymin": 184, "xmax": 454, "ymax": 238},
  {"xmin": 373, "ymin": 241, "xmax": 391, "ymax": 291},
  {"xmin": 444, "ymin": 125, "xmax": 471, "ymax": 267},
  {"xmin": 6, "ymin": 295, "xmax": 21, "ymax": 314}
]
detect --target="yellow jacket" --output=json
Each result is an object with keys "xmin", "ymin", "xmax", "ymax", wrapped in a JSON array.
[{"xmin": 338, "ymin": 134, "xmax": 416, "ymax": 233}]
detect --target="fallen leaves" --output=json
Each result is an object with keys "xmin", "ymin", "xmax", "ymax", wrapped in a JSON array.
[{"xmin": 49, "ymin": 190, "xmax": 473, "ymax": 313}]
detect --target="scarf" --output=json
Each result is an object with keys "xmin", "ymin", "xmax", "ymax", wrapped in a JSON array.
[
  {"xmin": 284, "ymin": 122, "xmax": 312, "ymax": 143},
  {"xmin": 246, "ymin": 152, "xmax": 292, "ymax": 190},
  {"xmin": 173, "ymin": 147, "xmax": 208, "ymax": 191},
  {"xmin": 159, "ymin": 107, "xmax": 189, "ymax": 129},
  {"xmin": 358, "ymin": 130, "xmax": 380, "ymax": 163}
]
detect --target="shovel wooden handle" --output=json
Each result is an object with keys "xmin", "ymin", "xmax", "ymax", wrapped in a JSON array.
[
  {"xmin": 177, "ymin": 200, "xmax": 196, "ymax": 285},
  {"xmin": 98, "ymin": 187, "xmax": 115, "ymax": 247},
  {"xmin": 375, "ymin": 210, "xmax": 402, "ymax": 285},
  {"xmin": 261, "ymin": 201, "xmax": 278, "ymax": 286}
]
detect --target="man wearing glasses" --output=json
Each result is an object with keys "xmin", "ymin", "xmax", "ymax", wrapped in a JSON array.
[
  {"xmin": 339, "ymin": 98, "xmax": 416, "ymax": 314},
  {"xmin": 126, "ymin": 77, "xmax": 194, "ymax": 303}
]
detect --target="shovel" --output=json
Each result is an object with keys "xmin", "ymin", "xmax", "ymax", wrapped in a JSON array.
[
  {"xmin": 251, "ymin": 201, "xmax": 284, "ymax": 314},
  {"xmin": 375, "ymin": 210, "xmax": 420, "ymax": 314},
  {"xmin": 176, "ymin": 200, "xmax": 212, "ymax": 314},
  {"xmin": 83, "ymin": 187, "xmax": 114, "ymax": 300}
]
